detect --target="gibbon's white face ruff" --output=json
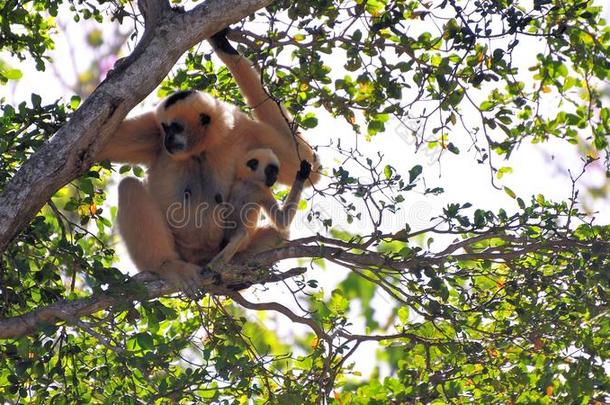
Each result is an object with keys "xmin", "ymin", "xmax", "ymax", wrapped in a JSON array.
[{"xmin": 155, "ymin": 90, "xmax": 235, "ymax": 160}]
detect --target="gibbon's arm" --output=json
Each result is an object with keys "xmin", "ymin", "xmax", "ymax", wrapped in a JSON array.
[
  {"xmin": 209, "ymin": 30, "xmax": 320, "ymax": 186},
  {"xmin": 262, "ymin": 160, "xmax": 310, "ymax": 230},
  {"xmin": 209, "ymin": 29, "xmax": 292, "ymax": 137},
  {"xmin": 95, "ymin": 111, "xmax": 161, "ymax": 165},
  {"xmin": 209, "ymin": 227, "xmax": 251, "ymax": 266}
]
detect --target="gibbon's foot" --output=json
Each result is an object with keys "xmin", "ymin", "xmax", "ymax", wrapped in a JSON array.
[
  {"xmin": 210, "ymin": 28, "xmax": 239, "ymax": 55},
  {"xmin": 159, "ymin": 259, "xmax": 207, "ymax": 299},
  {"xmin": 201, "ymin": 265, "xmax": 224, "ymax": 286},
  {"xmin": 296, "ymin": 160, "xmax": 312, "ymax": 181},
  {"xmin": 204, "ymin": 258, "xmax": 226, "ymax": 275}
]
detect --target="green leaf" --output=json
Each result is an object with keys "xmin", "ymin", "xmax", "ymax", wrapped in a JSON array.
[
  {"xmin": 397, "ymin": 307, "xmax": 409, "ymax": 323},
  {"xmin": 409, "ymin": 165, "xmax": 423, "ymax": 182},
  {"xmin": 384, "ymin": 165, "xmax": 393, "ymax": 180},
  {"xmin": 136, "ymin": 332, "xmax": 154, "ymax": 350},
  {"xmin": 447, "ymin": 142, "xmax": 459, "ymax": 154},
  {"xmin": 497, "ymin": 166, "xmax": 513, "ymax": 180},
  {"xmin": 328, "ymin": 289, "xmax": 349, "ymax": 315},
  {"xmin": 301, "ymin": 113, "xmax": 318, "ymax": 129},
  {"xmin": 133, "ymin": 166, "xmax": 144, "ymax": 177},
  {"xmin": 31, "ymin": 93, "xmax": 42, "ymax": 108},
  {"xmin": 480, "ymin": 101, "xmax": 494, "ymax": 111},
  {"xmin": 3, "ymin": 68, "xmax": 23, "ymax": 80},
  {"xmin": 70, "ymin": 95, "xmax": 81, "ymax": 109}
]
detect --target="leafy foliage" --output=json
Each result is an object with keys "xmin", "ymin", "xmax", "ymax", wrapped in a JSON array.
[{"xmin": 0, "ymin": 0, "xmax": 609, "ymax": 403}]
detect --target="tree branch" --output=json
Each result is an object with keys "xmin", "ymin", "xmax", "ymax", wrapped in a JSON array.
[
  {"xmin": 0, "ymin": 0, "xmax": 273, "ymax": 252},
  {"xmin": 0, "ymin": 260, "xmax": 303, "ymax": 340},
  {"xmin": 0, "ymin": 233, "xmax": 595, "ymax": 340},
  {"xmin": 227, "ymin": 291, "xmax": 330, "ymax": 342}
]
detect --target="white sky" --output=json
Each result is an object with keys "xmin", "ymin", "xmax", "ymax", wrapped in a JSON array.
[{"xmin": 1, "ymin": 2, "xmax": 609, "ymax": 379}]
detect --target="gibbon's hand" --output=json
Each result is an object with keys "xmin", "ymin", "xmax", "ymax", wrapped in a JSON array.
[
  {"xmin": 205, "ymin": 261, "xmax": 223, "ymax": 275},
  {"xmin": 203, "ymin": 254, "xmax": 227, "ymax": 279},
  {"xmin": 209, "ymin": 27, "xmax": 239, "ymax": 55},
  {"xmin": 296, "ymin": 160, "xmax": 312, "ymax": 181}
]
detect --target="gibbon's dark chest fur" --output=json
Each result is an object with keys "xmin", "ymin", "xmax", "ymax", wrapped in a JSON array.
[
  {"xmin": 179, "ymin": 154, "xmax": 225, "ymax": 205},
  {"xmin": 146, "ymin": 153, "xmax": 231, "ymax": 264},
  {"xmin": 222, "ymin": 180, "xmax": 267, "ymax": 237}
]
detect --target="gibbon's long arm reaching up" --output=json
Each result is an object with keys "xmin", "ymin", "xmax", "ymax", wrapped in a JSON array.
[
  {"xmin": 209, "ymin": 29, "xmax": 320, "ymax": 186},
  {"xmin": 210, "ymin": 29, "xmax": 292, "ymax": 138},
  {"xmin": 209, "ymin": 149, "xmax": 311, "ymax": 267}
]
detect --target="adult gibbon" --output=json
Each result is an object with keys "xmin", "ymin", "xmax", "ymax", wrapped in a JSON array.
[
  {"xmin": 208, "ymin": 148, "xmax": 311, "ymax": 270},
  {"xmin": 95, "ymin": 29, "xmax": 320, "ymax": 295}
]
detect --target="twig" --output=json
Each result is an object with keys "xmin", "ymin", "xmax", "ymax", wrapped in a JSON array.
[{"xmin": 227, "ymin": 290, "xmax": 330, "ymax": 342}]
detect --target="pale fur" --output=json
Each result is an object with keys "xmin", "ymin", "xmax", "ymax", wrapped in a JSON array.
[{"xmin": 96, "ymin": 32, "xmax": 320, "ymax": 295}]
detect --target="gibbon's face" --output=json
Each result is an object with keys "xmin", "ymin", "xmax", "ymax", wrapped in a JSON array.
[
  {"xmin": 237, "ymin": 148, "xmax": 280, "ymax": 187},
  {"xmin": 155, "ymin": 90, "xmax": 235, "ymax": 160}
]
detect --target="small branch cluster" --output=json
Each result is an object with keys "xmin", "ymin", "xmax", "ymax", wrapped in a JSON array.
[{"xmin": 1, "ymin": 228, "xmax": 598, "ymax": 340}]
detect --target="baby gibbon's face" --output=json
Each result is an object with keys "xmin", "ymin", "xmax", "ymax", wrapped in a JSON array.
[
  {"xmin": 155, "ymin": 90, "xmax": 234, "ymax": 160},
  {"xmin": 238, "ymin": 148, "xmax": 280, "ymax": 187}
]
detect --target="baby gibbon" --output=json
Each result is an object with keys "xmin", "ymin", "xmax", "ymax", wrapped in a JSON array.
[
  {"xmin": 95, "ymin": 29, "xmax": 321, "ymax": 296},
  {"xmin": 208, "ymin": 149, "xmax": 311, "ymax": 270}
]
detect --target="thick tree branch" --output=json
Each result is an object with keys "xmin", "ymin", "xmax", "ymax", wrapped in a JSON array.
[
  {"xmin": 0, "ymin": 0, "xmax": 273, "ymax": 252},
  {"xmin": 0, "ymin": 259, "xmax": 304, "ymax": 340},
  {"xmin": 0, "ymin": 233, "xmax": 595, "ymax": 340}
]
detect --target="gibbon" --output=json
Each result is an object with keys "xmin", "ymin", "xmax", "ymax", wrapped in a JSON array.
[
  {"xmin": 208, "ymin": 149, "xmax": 311, "ymax": 270},
  {"xmin": 96, "ymin": 29, "xmax": 320, "ymax": 295}
]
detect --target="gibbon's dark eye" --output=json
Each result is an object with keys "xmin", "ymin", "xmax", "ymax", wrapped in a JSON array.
[
  {"xmin": 170, "ymin": 122, "xmax": 184, "ymax": 133},
  {"xmin": 200, "ymin": 113, "xmax": 211, "ymax": 126},
  {"xmin": 162, "ymin": 121, "xmax": 186, "ymax": 154},
  {"xmin": 264, "ymin": 163, "xmax": 279, "ymax": 187},
  {"xmin": 162, "ymin": 121, "xmax": 184, "ymax": 135},
  {"xmin": 265, "ymin": 164, "xmax": 279, "ymax": 177},
  {"xmin": 246, "ymin": 159, "xmax": 259, "ymax": 171}
]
